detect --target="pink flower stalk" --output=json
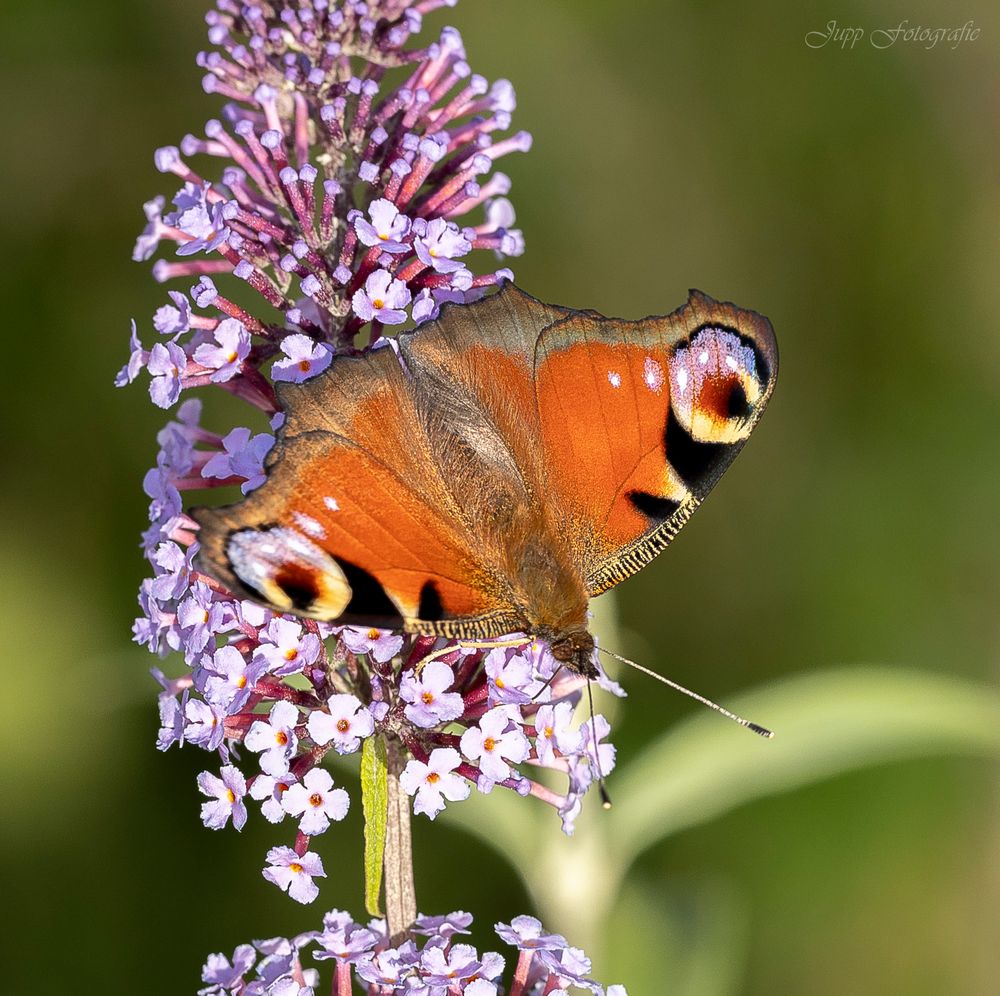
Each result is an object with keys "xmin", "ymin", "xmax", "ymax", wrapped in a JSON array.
[
  {"xmin": 126, "ymin": 0, "xmax": 526, "ymax": 412},
  {"xmin": 122, "ymin": 0, "xmax": 621, "ymax": 909}
]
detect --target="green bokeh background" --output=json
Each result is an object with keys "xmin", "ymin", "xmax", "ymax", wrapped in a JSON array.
[{"xmin": 2, "ymin": 1, "xmax": 998, "ymax": 993}]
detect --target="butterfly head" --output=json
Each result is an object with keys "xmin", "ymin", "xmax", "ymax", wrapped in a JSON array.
[{"xmin": 547, "ymin": 627, "xmax": 598, "ymax": 679}]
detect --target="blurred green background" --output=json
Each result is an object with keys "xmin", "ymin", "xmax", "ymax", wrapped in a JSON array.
[{"xmin": 2, "ymin": 0, "xmax": 998, "ymax": 993}]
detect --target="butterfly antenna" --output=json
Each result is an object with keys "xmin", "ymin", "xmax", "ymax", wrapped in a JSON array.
[
  {"xmin": 598, "ymin": 646, "xmax": 774, "ymax": 739},
  {"xmin": 530, "ymin": 667, "xmax": 560, "ymax": 702},
  {"xmin": 586, "ymin": 679, "xmax": 613, "ymax": 809}
]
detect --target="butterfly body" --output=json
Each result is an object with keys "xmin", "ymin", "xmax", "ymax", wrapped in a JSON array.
[{"xmin": 195, "ymin": 284, "xmax": 777, "ymax": 676}]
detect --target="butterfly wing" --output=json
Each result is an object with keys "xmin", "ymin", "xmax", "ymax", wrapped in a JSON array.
[
  {"xmin": 195, "ymin": 343, "xmax": 527, "ymax": 637},
  {"xmin": 195, "ymin": 284, "xmax": 776, "ymax": 638},
  {"xmin": 532, "ymin": 290, "xmax": 777, "ymax": 595}
]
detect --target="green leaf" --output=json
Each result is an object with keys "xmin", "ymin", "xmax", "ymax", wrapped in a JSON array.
[
  {"xmin": 611, "ymin": 666, "xmax": 1000, "ymax": 870},
  {"xmin": 361, "ymin": 734, "xmax": 388, "ymax": 917}
]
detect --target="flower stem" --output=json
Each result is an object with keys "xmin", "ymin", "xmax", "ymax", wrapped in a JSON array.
[
  {"xmin": 509, "ymin": 949, "xmax": 535, "ymax": 996},
  {"xmin": 383, "ymin": 736, "xmax": 417, "ymax": 944},
  {"xmin": 335, "ymin": 963, "xmax": 352, "ymax": 996}
]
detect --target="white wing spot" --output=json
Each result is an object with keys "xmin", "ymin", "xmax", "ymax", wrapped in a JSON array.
[
  {"xmin": 677, "ymin": 367, "xmax": 689, "ymax": 394},
  {"xmin": 293, "ymin": 510, "xmax": 326, "ymax": 540},
  {"xmin": 698, "ymin": 350, "xmax": 710, "ymax": 366},
  {"xmin": 607, "ymin": 370, "xmax": 622, "ymax": 388},
  {"xmin": 725, "ymin": 355, "xmax": 739, "ymax": 371},
  {"xmin": 287, "ymin": 533, "xmax": 317, "ymax": 557},
  {"xmin": 643, "ymin": 356, "xmax": 664, "ymax": 392},
  {"xmin": 323, "ymin": 496, "xmax": 340, "ymax": 512}
]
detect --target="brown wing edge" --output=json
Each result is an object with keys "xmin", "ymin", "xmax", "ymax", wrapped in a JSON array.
[{"xmin": 411, "ymin": 281, "xmax": 576, "ymax": 360}]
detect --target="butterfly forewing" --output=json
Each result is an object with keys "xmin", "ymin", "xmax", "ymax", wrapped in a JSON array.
[
  {"xmin": 531, "ymin": 290, "xmax": 777, "ymax": 595},
  {"xmin": 195, "ymin": 343, "xmax": 526, "ymax": 636}
]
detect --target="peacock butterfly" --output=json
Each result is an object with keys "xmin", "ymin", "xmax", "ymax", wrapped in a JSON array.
[{"xmin": 194, "ymin": 284, "xmax": 777, "ymax": 678}]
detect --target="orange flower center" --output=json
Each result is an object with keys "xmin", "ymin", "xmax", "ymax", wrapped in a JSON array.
[
  {"xmin": 236, "ymin": 675, "xmax": 247, "ymax": 689},
  {"xmin": 367, "ymin": 628, "xmax": 381, "ymax": 640},
  {"xmin": 421, "ymin": 691, "xmax": 435, "ymax": 704},
  {"xmin": 426, "ymin": 771, "xmax": 440, "ymax": 784},
  {"xmin": 336, "ymin": 718, "xmax": 351, "ymax": 733},
  {"xmin": 372, "ymin": 297, "xmax": 385, "ymax": 309},
  {"xmin": 225, "ymin": 789, "xmax": 235, "ymax": 803},
  {"xmin": 289, "ymin": 862, "xmax": 303, "ymax": 874},
  {"xmin": 298, "ymin": 359, "xmax": 311, "ymax": 372},
  {"xmin": 309, "ymin": 792, "xmax": 323, "ymax": 808},
  {"xmin": 284, "ymin": 647, "xmax": 298, "ymax": 660},
  {"xmin": 275, "ymin": 731, "xmax": 289, "ymax": 746},
  {"xmin": 483, "ymin": 737, "xmax": 496, "ymax": 753}
]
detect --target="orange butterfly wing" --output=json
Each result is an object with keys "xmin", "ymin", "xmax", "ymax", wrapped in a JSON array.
[
  {"xmin": 196, "ymin": 344, "xmax": 526, "ymax": 636},
  {"xmin": 532, "ymin": 290, "xmax": 777, "ymax": 594},
  {"xmin": 195, "ymin": 285, "xmax": 776, "ymax": 638}
]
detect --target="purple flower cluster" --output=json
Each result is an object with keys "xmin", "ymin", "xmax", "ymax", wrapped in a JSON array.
[
  {"xmin": 123, "ymin": 0, "xmax": 622, "ymax": 910},
  {"xmin": 120, "ymin": 0, "xmax": 526, "ymax": 416},
  {"xmin": 200, "ymin": 910, "xmax": 628, "ymax": 995}
]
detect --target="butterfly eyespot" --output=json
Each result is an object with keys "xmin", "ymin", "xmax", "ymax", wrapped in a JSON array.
[
  {"xmin": 274, "ymin": 565, "xmax": 322, "ymax": 611},
  {"xmin": 669, "ymin": 326, "xmax": 765, "ymax": 444},
  {"xmin": 226, "ymin": 527, "xmax": 352, "ymax": 619},
  {"xmin": 697, "ymin": 372, "xmax": 752, "ymax": 422}
]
